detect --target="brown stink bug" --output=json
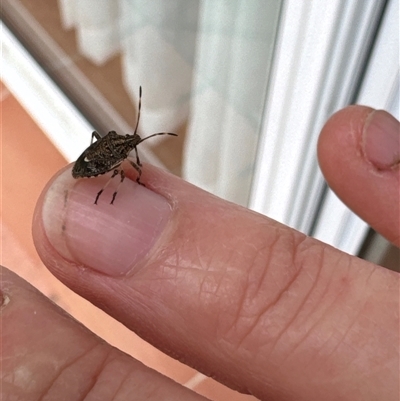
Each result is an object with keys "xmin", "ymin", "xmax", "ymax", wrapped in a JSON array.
[{"xmin": 72, "ymin": 86, "xmax": 177, "ymax": 205}]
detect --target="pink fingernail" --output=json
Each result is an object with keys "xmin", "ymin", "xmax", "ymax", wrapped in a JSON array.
[
  {"xmin": 41, "ymin": 168, "xmax": 172, "ymax": 276},
  {"xmin": 363, "ymin": 110, "xmax": 400, "ymax": 170}
]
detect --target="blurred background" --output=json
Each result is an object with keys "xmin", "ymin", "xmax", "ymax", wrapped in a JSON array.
[{"xmin": 1, "ymin": 1, "xmax": 399, "ymax": 400}]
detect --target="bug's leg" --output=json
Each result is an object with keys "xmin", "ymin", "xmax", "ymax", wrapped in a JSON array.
[
  {"xmin": 91, "ymin": 131, "xmax": 101, "ymax": 145},
  {"xmin": 110, "ymin": 170, "xmax": 126, "ymax": 205},
  {"xmin": 94, "ymin": 168, "xmax": 119, "ymax": 204},
  {"xmin": 129, "ymin": 160, "xmax": 145, "ymax": 186},
  {"xmin": 134, "ymin": 146, "xmax": 142, "ymax": 167},
  {"xmin": 133, "ymin": 86, "xmax": 142, "ymax": 135}
]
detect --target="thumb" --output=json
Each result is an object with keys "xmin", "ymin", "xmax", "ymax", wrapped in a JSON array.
[{"xmin": 318, "ymin": 106, "xmax": 400, "ymax": 246}]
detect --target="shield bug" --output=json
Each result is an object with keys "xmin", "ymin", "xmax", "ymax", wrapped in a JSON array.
[{"xmin": 72, "ymin": 86, "xmax": 177, "ymax": 205}]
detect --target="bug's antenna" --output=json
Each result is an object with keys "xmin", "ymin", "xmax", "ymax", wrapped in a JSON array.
[
  {"xmin": 138, "ymin": 132, "xmax": 178, "ymax": 144},
  {"xmin": 133, "ymin": 86, "xmax": 142, "ymax": 135}
]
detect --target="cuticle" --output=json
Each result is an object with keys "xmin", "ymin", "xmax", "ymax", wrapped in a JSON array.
[{"xmin": 360, "ymin": 109, "xmax": 377, "ymax": 153}]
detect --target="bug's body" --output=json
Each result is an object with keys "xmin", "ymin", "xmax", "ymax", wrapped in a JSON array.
[
  {"xmin": 72, "ymin": 87, "xmax": 177, "ymax": 204},
  {"xmin": 72, "ymin": 131, "xmax": 141, "ymax": 179}
]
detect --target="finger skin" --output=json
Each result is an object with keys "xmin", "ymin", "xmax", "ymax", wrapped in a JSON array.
[
  {"xmin": 33, "ymin": 160, "xmax": 399, "ymax": 401},
  {"xmin": 0, "ymin": 266, "xmax": 207, "ymax": 401},
  {"xmin": 318, "ymin": 106, "xmax": 400, "ymax": 246}
]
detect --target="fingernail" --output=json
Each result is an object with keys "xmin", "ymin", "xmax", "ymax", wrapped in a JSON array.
[
  {"xmin": 363, "ymin": 110, "xmax": 400, "ymax": 170},
  {"xmin": 41, "ymin": 168, "xmax": 172, "ymax": 276}
]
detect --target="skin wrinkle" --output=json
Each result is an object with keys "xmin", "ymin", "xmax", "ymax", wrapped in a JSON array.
[
  {"xmin": 117, "ymin": 261, "xmax": 214, "ymax": 347},
  {"xmin": 166, "ymin": 233, "xmax": 230, "ymax": 314},
  {"xmin": 276, "ymin": 250, "xmax": 326, "ymax": 362},
  {"xmin": 106, "ymin": 364, "xmax": 139, "ymax": 401},
  {"xmin": 307, "ymin": 323, "xmax": 343, "ymax": 369},
  {"xmin": 156, "ymin": 219, "xmax": 257, "ymax": 337},
  {"xmin": 200, "ymin": 240, "xmax": 227, "ymax": 275},
  {"xmin": 326, "ymin": 338, "xmax": 364, "ymax": 384},
  {"xmin": 2, "ymin": 288, "xmax": 108, "ymax": 397},
  {"xmin": 292, "ymin": 244, "xmax": 335, "ymax": 327},
  {"xmin": 295, "ymin": 264, "xmax": 396, "ymax": 389},
  {"xmin": 225, "ymin": 234, "xmax": 280, "ymax": 350},
  {"xmin": 357, "ymin": 304, "xmax": 398, "ymax": 358},
  {"xmin": 363, "ymin": 263, "xmax": 381, "ymax": 287},
  {"xmin": 287, "ymin": 243, "xmax": 342, "ymax": 331},
  {"xmin": 221, "ymin": 241, "xmax": 245, "ymax": 274},
  {"xmin": 216, "ymin": 234, "xmax": 252, "ymax": 305},
  {"xmin": 108, "ymin": 278, "xmax": 159, "ymax": 318},
  {"xmin": 279, "ymin": 251, "xmax": 357, "ymax": 368},
  {"xmin": 162, "ymin": 234, "xmax": 203, "ymax": 273},
  {"xmin": 263, "ymin": 235, "xmax": 325, "ymax": 363},
  {"xmin": 283, "ymin": 276, "xmax": 353, "ymax": 370},
  {"xmin": 289, "ymin": 239, "xmax": 326, "ymax": 322},
  {"xmin": 357, "ymin": 310, "xmax": 399, "ymax": 358},
  {"xmin": 335, "ymin": 301, "xmax": 377, "ymax": 369},
  {"xmin": 99, "ymin": 296, "xmax": 182, "ymax": 372},
  {"xmin": 157, "ymin": 245, "xmax": 182, "ymax": 277},
  {"xmin": 289, "ymin": 250, "xmax": 349, "ymax": 369},
  {"xmin": 225, "ymin": 230, "xmax": 310, "ymax": 354},
  {"xmin": 362, "ymin": 359, "xmax": 399, "ymax": 392},
  {"xmin": 38, "ymin": 341, "xmax": 108, "ymax": 401},
  {"xmin": 250, "ymin": 237, "xmax": 277, "ymax": 298},
  {"xmin": 193, "ymin": 243, "xmax": 206, "ymax": 271},
  {"xmin": 224, "ymin": 279, "xmax": 250, "ymax": 349},
  {"xmin": 213, "ymin": 260, "xmax": 232, "ymax": 299},
  {"xmin": 91, "ymin": 352, "xmax": 200, "ymax": 401},
  {"xmin": 198, "ymin": 272, "xmax": 220, "ymax": 313}
]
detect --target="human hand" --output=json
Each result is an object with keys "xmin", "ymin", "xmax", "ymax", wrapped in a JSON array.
[{"xmin": 2, "ymin": 106, "xmax": 399, "ymax": 400}]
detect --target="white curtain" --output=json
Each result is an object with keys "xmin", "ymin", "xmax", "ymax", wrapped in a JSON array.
[{"xmin": 182, "ymin": 1, "xmax": 281, "ymax": 204}]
